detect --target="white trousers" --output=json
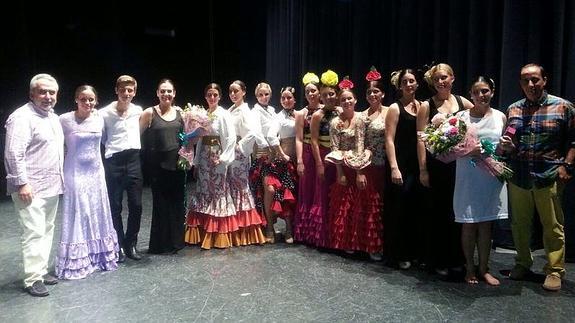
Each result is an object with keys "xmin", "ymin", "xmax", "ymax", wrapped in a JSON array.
[{"xmin": 12, "ymin": 194, "xmax": 59, "ymax": 287}]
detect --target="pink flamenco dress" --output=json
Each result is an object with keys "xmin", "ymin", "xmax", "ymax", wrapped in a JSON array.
[
  {"xmin": 302, "ymin": 108, "xmax": 338, "ymax": 247},
  {"xmin": 326, "ymin": 112, "xmax": 383, "ymax": 254},
  {"xmin": 293, "ymin": 107, "xmax": 318, "ymax": 243}
]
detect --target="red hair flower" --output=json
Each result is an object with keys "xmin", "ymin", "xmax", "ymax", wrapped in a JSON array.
[
  {"xmin": 338, "ymin": 76, "xmax": 354, "ymax": 90},
  {"xmin": 365, "ymin": 66, "xmax": 381, "ymax": 81}
]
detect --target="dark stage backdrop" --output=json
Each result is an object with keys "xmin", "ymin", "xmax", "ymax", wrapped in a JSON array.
[
  {"xmin": 265, "ymin": 0, "xmax": 575, "ymax": 110},
  {"xmin": 2, "ymin": 1, "xmax": 574, "ymax": 116},
  {"xmin": 1, "ymin": 0, "xmax": 575, "ymax": 194}
]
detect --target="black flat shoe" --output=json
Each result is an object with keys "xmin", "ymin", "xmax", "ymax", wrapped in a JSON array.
[
  {"xmin": 42, "ymin": 274, "xmax": 58, "ymax": 285},
  {"xmin": 125, "ymin": 246, "xmax": 142, "ymax": 260},
  {"xmin": 118, "ymin": 248, "xmax": 126, "ymax": 263},
  {"xmin": 25, "ymin": 281, "xmax": 49, "ymax": 297}
]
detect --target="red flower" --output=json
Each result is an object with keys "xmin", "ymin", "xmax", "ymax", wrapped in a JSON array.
[
  {"xmin": 365, "ymin": 66, "xmax": 381, "ymax": 81},
  {"xmin": 448, "ymin": 117, "xmax": 457, "ymax": 126},
  {"xmin": 338, "ymin": 77, "xmax": 354, "ymax": 90}
]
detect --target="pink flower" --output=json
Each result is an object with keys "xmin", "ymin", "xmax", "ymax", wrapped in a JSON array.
[{"xmin": 449, "ymin": 127, "xmax": 459, "ymax": 135}]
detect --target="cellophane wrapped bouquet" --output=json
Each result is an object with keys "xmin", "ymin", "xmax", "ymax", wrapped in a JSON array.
[
  {"xmin": 177, "ymin": 103, "xmax": 212, "ymax": 170},
  {"xmin": 419, "ymin": 113, "xmax": 513, "ymax": 182}
]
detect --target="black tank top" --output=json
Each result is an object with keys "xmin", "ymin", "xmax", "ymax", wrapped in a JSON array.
[
  {"xmin": 426, "ymin": 95, "xmax": 465, "ymax": 183},
  {"xmin": 427, "ymin": 95, "xmax": 465, "ymax": 122},
  {"xmin": 394, "ymin": 100, "xmax": 419, "ymax": 173},
  {"xmin": 148, "ymin": 107, "xmax": 183, "ymax": 171}
]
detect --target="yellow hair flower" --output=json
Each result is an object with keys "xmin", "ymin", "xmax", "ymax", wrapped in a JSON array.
[
  {"xmin": 302, "ymin": 72, "xmax": 319, "ymax": 86},
  {"xmin": 320, "ymin": 70, "xmax": 339, "ymax": 87}
]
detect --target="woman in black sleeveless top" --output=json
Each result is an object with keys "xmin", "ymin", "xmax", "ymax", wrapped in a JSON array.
[
  {"xmin": 416, "ymin": 64, "xmax": 473, "ymax": 277},
  {"xmin": 384, "ymin": 69, "xmax": 425, "ymax": 269},
  {"xmin": 140, "ymin": 79, "xmax": 186, "ymax": 254}
]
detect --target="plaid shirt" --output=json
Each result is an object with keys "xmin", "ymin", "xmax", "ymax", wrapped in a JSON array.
[{"xmin": 505, "ymin": 92, "xmax": 575, "ymax": 189}]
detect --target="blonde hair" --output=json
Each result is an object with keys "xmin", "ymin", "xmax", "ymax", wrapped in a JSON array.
[
  {"xmin": 254, "ymin": 82, "xmax": 272, "ymax": 96},
  {"xmin": 423, "ymin": 63, "xmax": 454, "ymax": 86}
]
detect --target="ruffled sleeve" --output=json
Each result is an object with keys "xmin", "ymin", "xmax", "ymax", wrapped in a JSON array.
[
  {"xmin": 343, "ymin": 114, "xmax": 371, "ymax": 170},
  {"xmin": 235, "ymin": 104, "xmax": 267, "ymax": 156},
  {"xmin": 216, "ymin": 107, "xmax": 237, "ymax": 166},
  {"xmin": 325, "ymin": 116, "xmax": 344, "ymax": 164}
]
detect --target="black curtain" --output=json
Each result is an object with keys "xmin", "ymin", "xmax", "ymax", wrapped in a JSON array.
[{"xmin": 266, "ymin": 0, "xmax": 575, "ymax": 110}]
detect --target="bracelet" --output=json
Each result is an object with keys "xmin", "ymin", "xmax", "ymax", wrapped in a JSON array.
[{"xmin": 564, "ymin": 162, "xmax": 574, "ymax": 174}]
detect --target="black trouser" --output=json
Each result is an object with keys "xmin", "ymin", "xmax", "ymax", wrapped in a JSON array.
[
  {"xmin": 104, "ymin": 149, "xmax": 143, "ymax": 248},
  {"xmin": 148, "ymin": 167, "xmax": 186, "ymax": 254}
]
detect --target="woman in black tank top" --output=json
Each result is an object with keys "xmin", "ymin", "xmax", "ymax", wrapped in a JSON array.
[
  {"xmin": 415, "ymin": 64, "xmax": 473, "ymax": 277},
  {"xmin": 140, "ymin": 79, "xmax": 186, "ymax": 255},
  {"xmin": 384, "ymin": 69, "xmax": 425, "ymax": 269}
]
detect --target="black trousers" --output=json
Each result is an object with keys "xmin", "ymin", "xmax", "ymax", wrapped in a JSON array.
[
  {"xmin": 148, "ymin": 167, "xmax": 186, "ymax": 254},
  {"xmin": 104, "ymin": 149, "xmax": 143, "ymax": 248}
]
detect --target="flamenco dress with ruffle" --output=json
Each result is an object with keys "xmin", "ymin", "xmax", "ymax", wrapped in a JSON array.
[
  {"xmin": 226, "ymin": 102, "xmax": 267, "ymax": 245},
  {"xmin": 293, "ymin": 107, "xmax": 319, "ymax": 243},
  {"xmin": 185, "ymin": 106, "xmax": 239, "ymax": 249},
  {"xmin": 250, "ymin": 108, "xmax": 297, "ymax": 220},
  {"xmin": 326, "ymin": 112, "xmax": 382, "ymax": 253},
  {"xmin": 299, "ymin": 108, "xmax": 338, "ymax": 247},
  {"xmin": 56, "ymin": 111, "xmax": 118, "ymax": 279}
]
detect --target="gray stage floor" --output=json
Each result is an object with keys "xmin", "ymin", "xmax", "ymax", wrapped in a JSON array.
[{"xmin": 1, "ymin": 187, "xmax": 574, "ymax": 322}]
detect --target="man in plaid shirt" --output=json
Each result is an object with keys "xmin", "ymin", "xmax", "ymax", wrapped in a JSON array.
[{"xmin": 499, "ymin": 63, "xmax": 575, "ymax": 291}]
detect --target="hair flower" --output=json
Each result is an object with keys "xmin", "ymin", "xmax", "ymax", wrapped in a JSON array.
[
  {"xmin": 302, "ymin": 72, "xmax": 319, "ymax": 86},
  {"xmin": 320, "ymin": 69, "xmax": 339, "ymax": 87},
  {"xmin": 338, "ymin": 76, "xmax": 354, "ymax": 90},
  {"xmin": 365, "ymin": 66, "xmax": 382, "ymax": 81}
]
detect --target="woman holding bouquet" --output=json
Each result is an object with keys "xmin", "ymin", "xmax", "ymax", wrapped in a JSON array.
[
  {"xmin": 227, "ymin": 80, "xmax": 267, "ymax": 245},
  {"xmin": 384, "ymin": 69, "xmax": 425, "ymax": 269},
  {"xmin": 326, "ymin": 80, "xmax": 383, "ymax": 257},
  {"xmin": 294, "ymin": 73, "xmax": 323, "ymax": 244},
  {"xmin": 184, "ymin": 83, "xmax": 238, "ymax": 249},
  {"xmin": 416, "ymin": 63, "xmax": 473, "ymax": 277},
  {"xmin": 453, "ymin": 77, "xmax": 508, "ymax": 285},
  {"xmin": 140, "ymin": 79, "xmax": 186, "ymax": 254}
]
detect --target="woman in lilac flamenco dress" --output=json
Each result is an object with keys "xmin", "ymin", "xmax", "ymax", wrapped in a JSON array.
[{"xmin": 56, "ymin": 85, "xmax": 119, "ymax": 279}]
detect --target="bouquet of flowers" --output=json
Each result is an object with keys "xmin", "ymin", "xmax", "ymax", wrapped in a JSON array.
[
  {"xmin": 419, "ymin": 113, "xmax": 513, "ymax": 182},
  {"xmin": 177, "ymin": 103, "xmax": 212, "ymax": 170},
  {"xmin": 419, "ymin": 114, "xmax": 468, "ymax": 162}
]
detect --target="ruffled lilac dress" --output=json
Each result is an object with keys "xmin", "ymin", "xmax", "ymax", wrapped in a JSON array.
[{"xmin": 56, "ymin": 111, "xmax": 119, "ymax": 279}]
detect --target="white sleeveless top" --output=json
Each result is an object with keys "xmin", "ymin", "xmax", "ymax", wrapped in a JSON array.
[{"xmin": 453, "ymin": 109, "xmax": 509, "ymax": 223}]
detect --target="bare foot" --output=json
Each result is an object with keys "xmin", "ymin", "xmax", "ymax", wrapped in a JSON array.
[
  {"xmin": 465, "ymin": 274, "xmax": 479, "ymax": 284},
  {"xmin": 482, "ymin": 272, "xmax": 500, "ymax": 286}
]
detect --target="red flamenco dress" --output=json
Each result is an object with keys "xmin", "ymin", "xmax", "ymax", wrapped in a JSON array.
[{"xmin": 326, "ymin": 113, "xmax": 383, "ymax": 253}]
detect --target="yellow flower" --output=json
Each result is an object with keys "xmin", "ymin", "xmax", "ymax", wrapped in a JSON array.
[
  {"xmin": 302, "ymin": 72, "xmax": 320, "ymax": 86},
  {"xmin": 321, "ymin": 70, "xmax": 338, "ymax": 87}
]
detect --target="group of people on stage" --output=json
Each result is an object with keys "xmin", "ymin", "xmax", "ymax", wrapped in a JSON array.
[{"xmin": 4, "ymin": 62, "xmax": 574, "ymax": 297}]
